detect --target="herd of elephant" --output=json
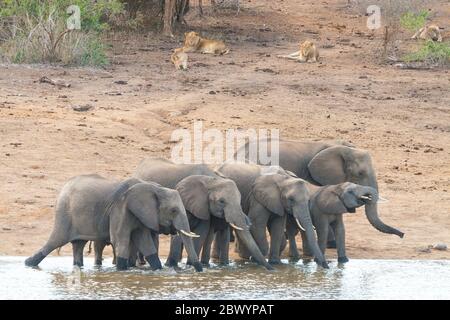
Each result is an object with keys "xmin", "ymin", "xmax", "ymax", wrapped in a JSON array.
[{"xmin": 25, "ymin": 139, "xmax": 404, "ymax": 272}]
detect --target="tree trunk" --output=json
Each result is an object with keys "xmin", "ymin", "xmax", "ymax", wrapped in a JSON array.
[{"xmin": 163, "ymin": 0, "xmax": 176, "ymax": 36}]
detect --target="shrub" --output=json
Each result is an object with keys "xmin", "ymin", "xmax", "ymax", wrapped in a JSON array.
[
  {"xmin": 400, "ymin": 10, "xmax": 429, "ymax": 31},
  {"xmin": 0, "ymin": 0, "xmax": 123, "ymax": 66},
  {"xmin": 404, "ymin": 41, "xmax": 450, "ymax": 66}
]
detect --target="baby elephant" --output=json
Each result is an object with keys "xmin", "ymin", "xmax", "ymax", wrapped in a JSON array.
[
  {"xmin": 287, "ymin": 182, "xmax": 379, "ymax": 263},
  {"xmin": 166, "ymin": 175, "xmax": 273, "ymax": 270},
  {"xmin": 25, "ymin": 174, "xmax": 202, "ymax": 272}
]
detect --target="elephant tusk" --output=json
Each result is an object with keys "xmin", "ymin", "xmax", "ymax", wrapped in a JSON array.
[
  {"xmin": 378, "ymin": 195, "xmax": 389, "ymax": 203},
  {"xmin": 229, "ymin": 223, "xmax": 244, "ymax": 231},
  {"xmin": 295, "ymin": 218, "xmax": 306, "ymax": 232},
  {"xmin": 179, "ymin": 230, "xmax": 200, "ymax": 238},
  {"xmin": 360, "ymin": 195, "xmax": 371, "ymax": 201}
]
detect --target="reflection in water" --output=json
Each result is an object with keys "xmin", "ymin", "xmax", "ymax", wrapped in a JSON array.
[{"xmin": 1, "ymin": 257, "xmax": 450, "ymax": 299}]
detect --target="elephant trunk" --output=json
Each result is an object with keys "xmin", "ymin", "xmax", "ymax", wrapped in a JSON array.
[
  {"xmin": 293, "ymin": 206, "xmax": 328, "ymax": 268},
  {"xmin": 235, "ymin": 229, "xmax": 274, "ymax": 271},
  {"xmin": 173, "ymin": 215, "xmax": 203, "ymax": 272},
  {"xmin": 364, "ymin": 201, "xmax": 404, "ymax": 238},
  {"xmin": 362, "ymin": 178, "xmax": 404, "ymax": 238}
]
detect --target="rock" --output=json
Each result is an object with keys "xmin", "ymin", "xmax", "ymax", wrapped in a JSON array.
[
  {"xmin": 72, "ymin": 104, "xmax": 94, "ymax": 112},
  {"xmin": 416, "ymin": 246, "xmax": 432, "ymax": 253},
  {"xmin": 433, "ymin": 243, "xmax": 447, "ymax": 251}
]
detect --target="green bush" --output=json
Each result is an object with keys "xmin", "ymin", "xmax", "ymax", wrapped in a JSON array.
[
  {"xmin": 404, "ymin": 41, "xmax": 450, "ymax": 65},
  {"xmin": 0, "ymin": 0, "xmax": 123, "ymax": 65},
  {"xmin": 400, "ymin": 10, "xmax": 429, "ymax": 32}
]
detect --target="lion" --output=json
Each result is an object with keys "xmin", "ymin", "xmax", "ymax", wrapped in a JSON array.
[
  {"xmin": 277, "ymin": 40, "xmax": 319, "ymax": 62},
  {"xmin": 412, "ymin": 25, "xmax": 443, "ymax": 42},
  {"xmin": 183, "ymin": 31, "xmax": 230, "ymax": 55},
  {"xmin": 171, "ymin": 48, "xmax": 188, "ymax": 70}
]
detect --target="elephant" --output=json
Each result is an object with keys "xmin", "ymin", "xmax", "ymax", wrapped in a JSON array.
[
  {"xmin": 236, "ymin": 139, "xmax": 405, "ymax": 258},
  {"xmin": 217, "ymin": 162, "xmax": 328, "ymax": 268},
  {"xmin": 298, "ymin": 182, "xmax": 380, "ymax": 263},
  {"xmin": 165, "ymin": 175, "xmax": 273, "ymax": 270},
  {"xmin": 134, "ymin": 158, "xmax": 273, "ymax": 270},
  {"xmin": 24, "ymin": 174, "xmax": 202, "ymax": 272}
]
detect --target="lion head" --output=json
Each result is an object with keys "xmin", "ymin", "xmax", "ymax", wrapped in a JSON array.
[{"xmin": 184, "ymin": 32, "xmax": 202, "ymax": 51}]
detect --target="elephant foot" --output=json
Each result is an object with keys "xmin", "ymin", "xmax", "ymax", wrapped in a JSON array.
[
  {"xmin": 127, "ymin": 259, "xmax": 136, "ymax": 268},
  {"xmin": 338, "ymin": 256, "xmax": 349, "ymax": 263},
  {"xmin": 146, "ymin": 254, "xmax": 162, "ymax": 271},
  {"xmin": 268, "ymin": 258, "xmax": 282, "ymax": 265},
  {"xmin": 73, "ymin": 261, "xmax": 83, "ymax": 267},
  {"xmin": 327, "ymin": 240, "xmax": 337, "ymax": 249},
  {"xmin": 165, "ymin": 257, "xmax": 179, "ymax": 268},
  {"xmin": 94, "ymin": 259, "xmax": 102, "ymax": 266},
  {"xmin": 201, "ymin": 262, "xmax": 210, "ymax": 267},
  {"xmin": 192, "ymin": 261, "xmax": 203, "ymax": 272},
  {"xmin": 314, "ymin": 258, "xmax": 329, "ymax": 269},
  {"xmin": 116, "ymin": 257, "xmax": 128, "ymax": 271},
  {"xmin": 25, "ymin": 252, "xmax": 45, "ymax": 267}
]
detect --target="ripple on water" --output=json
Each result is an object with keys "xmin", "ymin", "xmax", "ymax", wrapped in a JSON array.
[{"xmin": 1, "ymin": 257, "xmax": 450, "ymax": 299}]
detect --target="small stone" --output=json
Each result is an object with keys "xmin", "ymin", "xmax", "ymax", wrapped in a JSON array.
[
  {"xmin": 433, "ymin": 243, "xmax": 447, "ymax": 251},
  {"xmin": 72, "ymin": 104, "xmax": 94, "ymax": 112},
  {"xmin": 416, "ymin": 246, "xmax": 432, "ymax": 253}
]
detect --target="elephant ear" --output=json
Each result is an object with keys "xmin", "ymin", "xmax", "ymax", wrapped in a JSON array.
[
  {"xmin": 251, "ymin": 175, "xmax": 285, "ymax": 216},
  {"xmin": 314, "ymin": 185, "xmax": 348, "ymax": 215},
  {"xmin": 125, "ymin": 183, "xmax": 161, "ymax": 232},
  {"xmin": 176, "ymin": 175, "xmax": 210, "ymax": 220},
  {"xmin": 308, "ymin": 146, "xmax": 348, "ymax": 185}
]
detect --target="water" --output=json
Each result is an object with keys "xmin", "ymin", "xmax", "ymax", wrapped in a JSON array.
[{"xmin": 1, "ymin": 256, "xmax": 450, "ymax": 300}]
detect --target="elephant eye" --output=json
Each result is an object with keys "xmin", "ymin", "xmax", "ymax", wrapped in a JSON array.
[{"xmin": 171, "ymin": 208, "xmax": 178, "ymax": 215}]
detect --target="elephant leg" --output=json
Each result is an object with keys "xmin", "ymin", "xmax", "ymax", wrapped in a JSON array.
[
  {"xmin": 327, "ymin": 226, "xmax": 337, "ymax": 249},
  {"xmin": 25, "ymin": 235, "xmax": 69, "ymax": 267},
  {"xmin": 201, "ymin": 227, "xmax": 215, "ymax": 266},
  {"xmin": 138, "ymin": 252, "xmax": 146, "ymax": 265},
  {"xmin": 71, "ymin": 240, "xmax": 87, "ymax": 267},
  {"xmin": 111, "ymin": 244, "xmax": 117, "ymax": 265},
  {"xmin": 279, "ymin": 232, "xmax": 287, "ymax": 255},
  {"xmin": 317, "ymin": 222, "xmax": 329, "ymax": 257},
  {"xmin": 94, "ymin": 240, "xmax": 107, "ymax": 266},
  {"xmin": 229, "ymin": 228, "xmax": 235, "ymax": 243},
  {"xmin": 127, "ymin": 241, "xmax": 138, "ymax": 268},
  {"xmin": 131, "ymin": 229, "xmax": 161, "ymax": 271},
  {"xmin": 268, "ymin": 215, "xmax": 286, "ymax": 264},
  {"xmin": 333, "ymin": 217, "xmax": 348, "ymax": 263},
  {"xmin": 217, "ymin": 227, "xmax": 230, "ymax": 265},
  {"xmin": 113, "ymin": 236, "xmax": 131, "ymax": 271},
  {"xmin": 166, "ymin": 234, "xmax": 183, "ymax": 267},
  {"xmin": 211, "ymin": 232, "xmax": 220, "ymax": 260}
]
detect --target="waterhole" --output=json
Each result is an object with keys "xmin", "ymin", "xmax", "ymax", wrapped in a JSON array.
[{"xmin": 1, "ymin": 257, "xmax": 449, "ymax": 299}]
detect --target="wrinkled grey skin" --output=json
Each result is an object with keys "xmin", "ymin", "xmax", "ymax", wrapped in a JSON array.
[
  {"xmin": 237, "ymin": 139, "xmax": 404, "ymax": 258},
  {"xmin": 134, "ymin": 158, "xmax": 273, "ymax": 270},
  {"xmin": 25, "ymin": 174, "xmax": 202, "ymax": 272},
  {"xmin": 217, "ymin": 162, "xmax": 327, "ymax": 268},
  {"xmin": 166, "ymin": 175, "xmax": 273, "ymax": 270},
  {"xmin": 304, "ymin": 182, "xmax": 379, "ymax": 263}
]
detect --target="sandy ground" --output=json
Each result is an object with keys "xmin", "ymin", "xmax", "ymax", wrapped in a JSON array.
[{"xmin": 1, "ymin": 0, "xmax": 450, "ymax": 261}]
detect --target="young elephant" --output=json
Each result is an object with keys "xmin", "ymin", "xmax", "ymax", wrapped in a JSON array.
[
  {"xmin": 25, "ymin": 174, "xmax": 202, "ymax": 272},
  {"xmin": 217, "ymin": 162, "xmax": 327, "ymax": 268},
  {"xmin": 287, "ymin": 182, "xmax": 379, "ymax": 263},
  {"xmin": 166, "ymin": 175, "xmax": 273, "ymax": 270}
]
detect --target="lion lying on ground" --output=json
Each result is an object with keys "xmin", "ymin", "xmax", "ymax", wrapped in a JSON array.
[
  {"xmin": 277, "ymin": 40, "xmax": 319, "ymax": 62},
  {"xmin": 171, "ymin": 48, "xmax": 188, "ymax": 70},
  {"xmin": 183, "ymin": 31, "xmax": 230, "ymax": 55},
  {"xmin": 412, "ymin": 25, "xmax": 443, "ymax": 42}
]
